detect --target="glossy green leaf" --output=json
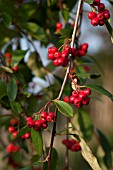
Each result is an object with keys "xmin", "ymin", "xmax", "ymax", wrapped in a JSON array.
[
  {"xmin": 2, "ymin": 12, "xmax": 12, "ymax": 26},
  {"xmin": 17, "ymin": 126, "xmax": 31, "ymax": 138},
  {"xmin": 78, "ymin": 109, "xmax": 94, "ymax": 140},
  {"xmin": 10, "ymin": 101, "xmax": 23, "ymax": 113},
  {"xmin": 84, "ymin": 0, "xmax": 94, "ymax": 4},
  {"xmin": 0, "ymin": 79, "xmax": 7, "ymax": 99},
  {"xmin": 77, "ymin": 73, "xmax": 101, "ymax": 79},
  {"xmin": 61, "ymin": 9, "xmax": 69, "ymax": 22},
  {"xmin": 7, "ymin": 78, "xmax": 18, "ymax": 101},
  {"xmin": 53, "ymin": 99, "xmax": 74, "ymax": 118},
  {"xmin": 85, "ymin": 84, "xmax": 113, "ymax": 101},
  {"xmin": 80, "ymin": 137, "xmax": 102, "ymax": 170},
  {"xmin": 97, "ymin": 129, "xmax": 112, "ymax": 168},
  {"xmin": 11, "ymin": 50, "xmax": 27, "ymax": 67},
  {"xmin": 31, "ymin": 129, "xmax": 43, "ymax": 158},
  {"xmin": 43, "ymin": 148, "xmax": 58, "ymax": 170},
  {"xmin": 105, "ymin": 20, "xmax": 113, "ymax": 43}
]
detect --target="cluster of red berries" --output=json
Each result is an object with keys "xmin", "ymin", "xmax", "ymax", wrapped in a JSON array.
[
  {"xmin": 48, "ymin": 43, "xmax": 88, "ymax": 67},
  {"xmin": 69, "ymin": 88, "xmax": 91, "ymax": 108},
  {"xmin": 62, "ymin": 139, "xmax": 81, "ymax": 152},
  {"xmin": 6, "ymin": 143, "xmax": 20, "ymax": 153},
  {"xmin": 4, "ymin": 52, "xmax": 19, "ymax": 72},
  {"xmin": 88, "ymin": 0, "xmax": 110, "ymax": 26},
  {"xmin": 55, "ymin": 22, "xmax": 62, "ymax": 32},
  {"xmin": 26, "ymin": 111, "xmax": 55, "ymax": 131}
]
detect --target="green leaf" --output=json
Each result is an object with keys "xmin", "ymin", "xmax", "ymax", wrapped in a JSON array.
[
  {"xmin": 11, "ymin": 50, "xmax": 27, "ymax": 67},
  {"xmin": 77, "ymin": 73, "xmax": 101, "ymax": 79},
  {"xmin": 19, "ymin": 167, "xmax": 31, "ymax": 170},
  {"xmin": 97, "ymin": 129, "xmax": 112, "ymax": 168},
  {"xmin": 85, "ymin": 84, "xmax": 113, "ymax": 101},
  {"xmin": 53, "ymin": 99, "xmax": 74, "ymax": 118},
  {"xmin": 10, "ymin": 101, "xmax": 23, "ymax": 113},
  {"xmin": 0, "ymin": 79, "xmax": 7, "ymax": 99},
  {"xmin": 61, "ymin": 9, "xmax": 69, "ymax": 22},
  {"xmin": 31, "ymin": 154, "xmax": 40, "ymax": 163},
  {"xmin": 31, "ymin": 129, "xmax": 43, "ymax": 158},
  {"xmin": 43, "ymin": 148, "xmax": 58, "ymax": 170},
  {"xmin": 1, "ymin": 66, "xmax": 13, "ymax": 73},
  {"xmin": 17, "ymin": 126, "xmax": 31, "ymax": 138},
  {"xmin": 80, "ymin": 137, "xmax": 102, "ymax": 170},
  {"xmin": 7, "ymin": 78, "xmax": 18, "ymax": 101},
  {"xmin": 2, "ymin": 12, "xmax": 12, "ymax": 27},
  {"xmin": 78, "ymin": 109, "xmax": 94, "ymax": 140},
  {"xmin": 84, "ymin": 0, "xmax": 94, "ymax": 4},
  {"xmin": 105, "ymin": 20, "xmax": 113, "ymax": 43}
]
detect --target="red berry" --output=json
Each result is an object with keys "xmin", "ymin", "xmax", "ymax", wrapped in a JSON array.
[
  {"xmin": 35, "ymin": 120, "xmax": 42, "ymax": 128},
  {"xmin": 83, "ymin": 88, "xmax": 91, "ymax": 95},
  {"xmin": 48, "ymin": 112, "xmax": 55, "ymax": 120},
  {"xmin": 63, "ymin": 46, "xmax": 71, "ymax": 53},
  {"xmin": 46, "ymin": 115, "xmax": 53, "ymax": 122},
  {"xmin": 6, "ymin": 144, "xmax": 15, "ymax": 153},
  {"xmin": 26, "ymin": 116, "xmax": 32, "ymax": 121},
  {"xmin": 41, "ymin": 118, "xmax": 47, "ymax": 124},
  {"xmin": 51, "ymin": 46, "xmax": 58, "ymax": 54},
  {"xmin": 98, "ymin": 3, "xmax": 105, "ymax": 11},
  {"xmin": 82, "ymin": 96, "xmax": 90, "ymax": 105},
  {"xmin": 61, "ymin": 51, "xmax": 68, "ymax": 59},
  {"xmin": 69, "ymin": 95, "xmax": 75, "ymax": 103},
  {"xmin": 8, "ymin": 126, "xmax": 15, "ymax": 133},
  {"xmin": 90, "ymin": 18, "xmax": 99, "ymax": 26},
  {"xmin": 4, "ymin": 52, "xmax": 12, "ymax": 58},
  {"xmin": 103, "ymin": 10, "xmax": 110, "ymax": 19},
  {"xmin": 10, "ymin": 118, "xmax": 18, "ymax": 125},
  {"xmin": 48, "ymin": 47, "xmax": 53, "ymax": 53},
  {"xmin": 33, "ymin": 126, "xmax": 40, "ymax": 131},
  {"xmin": 88, "ymin": 12, "xmax": 97, "ymax": 19},
  {"xmin": 13, "ymin": 66, "xmax": 19, "ymax": 72},
  {"xmin": 58, "ymin": 58, "xmax": 64, "ymax": 65},
  {"xmin": 12, "ymin": 131, "xmax": 18, "ymax": 138},
  {"xmin": 54, "ymin": 52, "xmax": 61, "ymax": 58},
  {"xmin": 81, "ymin": 43, "xmax": 88, "ymax": 51},
  {"xmin": 72, "ymin": 90, "xmax": 79, "ymax": 97},
  {"xmin": 42, "ymin": 123, "xmax": 48, "ymax": 129},
  {"xmin": 83, "ymin": 66, "xmax": 89, "ymax": 72},
  {"xmin": 93, "ymin": 0, "xmax": 100, "ymax": 6},
  {"xmin": 62, "ymin": 139, "xmax": 67, "ymax": 145},
  {"xmin": 56, "ymin": 22, "xmax": 62, "ymax": 29},
  {"xmin": 78, "ymin": 91, "xmax": 86, "ymax": 99},
  {"xmin": 40, "ymin": 111, "xmax": 47, "ymax": 119},
  {"xmin": 63, "ymin": 96, "xmax": 69, "ymax": 103},
  {"xmin": 70, "ymin": 47, "xmax": 78, "ymax": 57},
  {"xmin": 74, "ymin": 98, "xmax": 82, "ymax": 108},
  {"xmin": 24, "ymin": 132, "xmax": 31, "ymax": 139},
  {"xmin": 53, "ymin": 59, "xmax": 59, "ymax": 66},
  {"xmin": 78, "ymin": 50, "xmax": 86, "ymax": 57},
  {"xmin": 27, "ymin": 119, "xmax": 35, "ymax": 128},
  {"xmin": 48, "ymin": 53, "xmax": 55, "ymax": 60},
  {"xmin": 98, "ymin": 20, "xmax": 105, "ymax": 26},
  {"xmin": 97, "ymin": 12, "xmax": 104, "ymax": 20}
]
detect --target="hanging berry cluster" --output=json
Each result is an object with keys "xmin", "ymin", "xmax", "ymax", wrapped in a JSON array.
[
  {"xmin": 26, "ymin": 111, "xmax": 55, "ymax": 131},
  {"xmin": 88, "ymin": 0, "xmax": 110, "ymax": 26},
  {"xmin": 62, "ymin": 139, "xmax": 81, "ymax": 152},
  {"xmin": 69, "ymin": 88, "xmax": 91, "ymax": 108},
  {"xmin": 48, "ymin": 43, "xmax": 88, "ymax": 67}
]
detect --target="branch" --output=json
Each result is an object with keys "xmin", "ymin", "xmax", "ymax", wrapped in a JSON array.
[{"xmin": 0, "ymin": 51, "xmax": 6, "ymax": 66}]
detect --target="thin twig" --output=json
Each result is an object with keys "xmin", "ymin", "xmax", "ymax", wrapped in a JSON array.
[{"xmin": 0, "ymin": 51, "xmax": 6, "ymax": 66}]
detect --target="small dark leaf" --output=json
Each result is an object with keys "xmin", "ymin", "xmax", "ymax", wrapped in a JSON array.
[
  {"xmin": 53, "ymin": 99, "xmax": 74, "ymax": 118},
  {"xmin": 31, "ymin": 129, "xmax": 43, "ymax": 158},
  {"xmin": 2, "ymin": 12, "xmax": 12, "ymax": 27},
  {"xmin": 84, "ymin": 0, "xmax": 94, "ymax": 4},
  {"xmin": 7, "ymin": 78, "xmax": 18, "ymax": 101},
  {"xmin": 0, "ymin": 79, "xmax": 7, "ymax": 99},
  {"xmin": 61, "ymin": 8, "xmax": 69, "ymax": 22},
  {"xmin": 85, "ymin": 84, "xmax": 113, "ymax": 101},
  {"xmin": 10, "ymin": 101, "xmax": 23, "ymax": 113},
  {"xmin": 78, "ymin": 109, "xmax": 94, "ymax": 140},
  {"xmin": 97, "ymin": 129, "xmax": 112, "ymax": 168},
  {"xmin": 105, "ymin": 20, "xmax": 113, "ymax": 43},
  {"xmin": 17, "ymin": 126, "xmax": 31, "ymax": 138}
]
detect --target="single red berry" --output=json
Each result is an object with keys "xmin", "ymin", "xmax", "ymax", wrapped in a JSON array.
[
  {"xmin": 35, "ymin": 120, "xmax": 42, "ymax": 128},
  {"xmin": 90, "ymin": 18, "xmax": 99, "ymax": 26},
  {"xmin": 4, "ymin": 52, "xmax": 12, "ymax": 58},
  {"xmin": 21, "ymin": 134, "xmax": 25, "ymax": 139},
  {"xmin": 13, "ymin": 145, "xmax": 20, "ymax": 152},
  {"xmin": 54, "ymin": 51, "xmax": 61, "ymax": 58},
  {"xmin": 83, "ymin": 66, "xmax": 89, "ymax": 72},
  {"xmin": 63, "ymin": 96, "xmax": 69, "ymax": 103},
  {"xmin": 103, "ymin": 10, "xmax": 110, "ymax": 19},
  {"xmin": 53, "ymin": 59, "xmax": 60, "ymax": 66},
  {"xmin": 48, "ymin": 53, "xmax": 55, "ymax": 60},
  {"xmin": 42, "ymin": 123, "xmax": 48, "ymax": 129},
  {"xmin": 78, "ymin": 50, "xmax": 86, "ymax": 57},
  {"xmin": 48, "ymin": 112, "xmax": 55, "ymax": 120},
  {"xmin": 26, "ymin": 116, "xmax": 32, "ymax": 121},
  {"xmin": 46, "ymin": 115, "xmax": 53, "ymax": 122},
  {"xmin": 97, "ymin": 12, "xmax": 104, "ymax": 20},
  {"xmin": 40, "ymin": 111, "xmax": 47, "ymax": 119},
  {"xmin": 70, "ymin": 47, "xmax": 78, "ymax": 57},
  {"xmin": 69, "ymin": 95, "xmax": 75, "ymax": 103},
  {"xmin": 8, "ymin": 126, "xmax": 15, "ymax": 133},
  {"xmin": 10, "ymin": 118, "xmax": 18, "ymax": 125},
  {"xmin": 62, "ymin": 58, "xmax": 69, "ymax": 67},
  {"xmin": 27, "ymin": 119, "xmax": 35, "ymax": 128},
  {"xmin": 88, "ymin": 12, "xmax": 97, "ymax": 19},
  {"xmin": 62, "ymin": 139, "xmax": 67, "ymax": 145},
  {"xmin": 41, "ymin": 118, "xmax": 47, "ymax": 124},
  {"xmin": 98, "ymin": 3, "xmax": 105, "ymax": 11},
  {"xmin": 83, "ymin": 88, "xmax": 91, "ymax": 95},
  {"xmin": 12, "ymin": 131, "xmax": 18, "ymax": 138},
  {"xmin": 98, "ymin": 20, "xmax": 105, "ymax": 26},
  {"xmin": 6, "ymin": 144, "xmax": 15, "ymax": 152},
  {"xmin": 13, "ymin": 66, "xmax": 19, "ymax": 72},
  {"xmin": 63, "ymin": 46, "xmax": 71, "ymax": 53},
  {"xmin": 58, "ymin": 58, "xmax": 64, "ymax": 65},
  {"xmin": 81, "ymin": 43, "xmax": 88, "ymax": 51},
  {"xmin": 33, "ymin": 126, "xmax": 40, "ymax": 131},
  {"xmin": 93, "ymin": 0, "xmax": 100, "ymax": 6},
  {"xmin": 56, "ymin": 22, "xmax": 62, "ymax": 29},
  {"xmin": 82, "ymin": 96, "xmax": 90, "ymax": 105},
  {"xmin": 24, "ymin": 132, "xmax": 31, "ymax": 139},
  {"xmin": 7, "ymin": 58, "xmax": 12, "ymax": 63},
  {"xmin": 61, "ymin": 51, "xmax": 68, "ymax": 59},
  {"xmin": 70, "ymin": 139, "xmax": 76, "ymax": 145},
  {"xmin": 78, "ymin": 91, "xmax": 86, "ymax": 99},
  {"xmin": 51, "ymin": 46, "xmax": 58, "ymax": 54},
  {"xmin": 72, "ymin": 90, "xmax": 79, "ymax": 97},
  {"xmin": 74, "ymin": 98, "xmax": 82, "ymax": 108}
]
